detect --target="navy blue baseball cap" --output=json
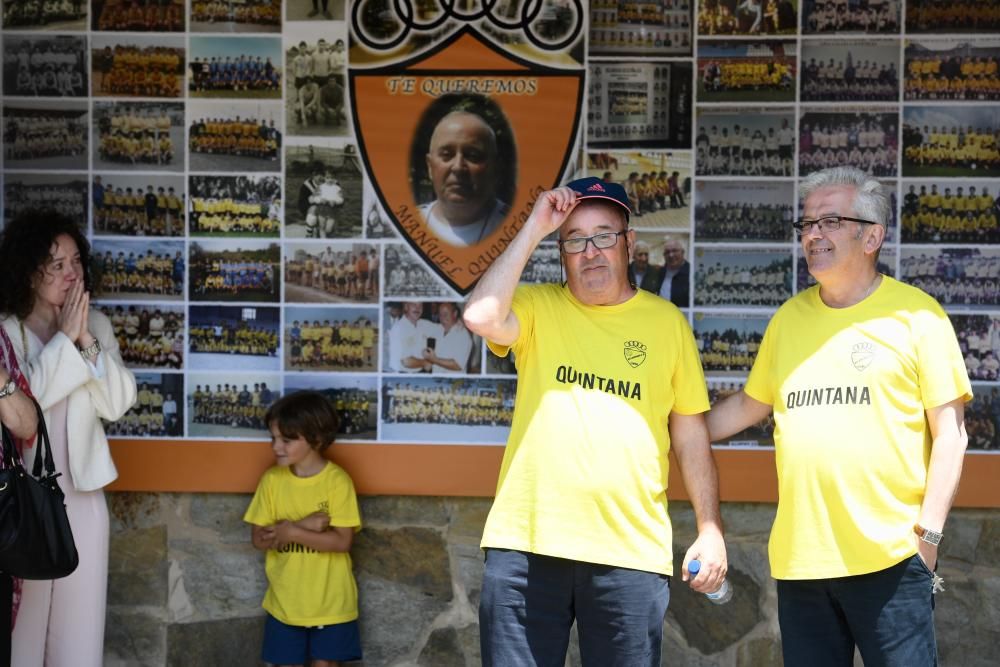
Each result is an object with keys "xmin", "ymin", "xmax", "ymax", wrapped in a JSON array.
[{"xmin": 565, "ymin": 176, "xmax": 632, "ymax": 220}]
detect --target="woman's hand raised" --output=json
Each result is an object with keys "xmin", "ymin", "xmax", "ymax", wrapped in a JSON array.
[{"xmin": 57, "ymin": 280, "xmax": 90, "ymax": 344}]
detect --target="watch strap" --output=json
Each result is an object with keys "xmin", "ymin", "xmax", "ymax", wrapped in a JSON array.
[{"xmin": 914, "ymin": 523, "xmax": 943, "ymax": 546}]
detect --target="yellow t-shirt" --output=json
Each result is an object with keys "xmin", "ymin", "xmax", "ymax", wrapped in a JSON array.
[
  {"xmin": 482, "ymin": 284, "xmax": 709, "ymax": 575},
  {"xmin": 745, "ymin": 277, "xmax": 972, "ymax": 580},
  {"xmin": 243, "ymin": 462, "xmax": 361, "ymax": 626}
]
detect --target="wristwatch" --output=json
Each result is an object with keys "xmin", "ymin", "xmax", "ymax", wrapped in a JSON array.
[
  {"xmin": 0, "ymin": 379, "xmax": 17, "ymax": 399},
  {"xmin": 914, "ymin": 524, "xmax": 943, "ymax": 546}
]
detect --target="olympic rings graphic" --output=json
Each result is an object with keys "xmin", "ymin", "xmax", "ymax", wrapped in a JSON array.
[{"xmin": 351, "ymin": 0, "xmax": 584, "ymax": 53}]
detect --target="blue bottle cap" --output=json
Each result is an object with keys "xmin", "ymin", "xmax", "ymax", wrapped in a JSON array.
[{"xmin": 688, "ymin": 559, "xmax": 701, "ymax": 575}]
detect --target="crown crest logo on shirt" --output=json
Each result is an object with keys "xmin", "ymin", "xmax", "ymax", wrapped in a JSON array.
[
  {"xmin": 624, "ymin": 340, "xmax": 647, "ymax": 368},
  {"xmin": 850, "ymin": 341, "xmax": 874, "ymax": 371},
  {"xmin": 587, "ymin": 183, "xmax": 606, "ymax": 192}
]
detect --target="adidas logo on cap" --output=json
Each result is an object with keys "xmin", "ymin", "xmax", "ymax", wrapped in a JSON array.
[{"xmin": 587, "ymin": 183, "xmax": 605, "ymax": 192}]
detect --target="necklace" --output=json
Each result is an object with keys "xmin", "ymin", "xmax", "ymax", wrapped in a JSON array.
[{"xmin": 862, "ymin": 273, "xmax": 881, "ymax": 302}]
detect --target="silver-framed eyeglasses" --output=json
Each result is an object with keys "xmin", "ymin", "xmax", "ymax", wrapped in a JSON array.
[
  {"xmin": 558, "ymin": 231, "xmax": 627, "ymax": 254},
  {"xmin": 792, "ymin": 215, "xmax": 877, "ymax": 237}
]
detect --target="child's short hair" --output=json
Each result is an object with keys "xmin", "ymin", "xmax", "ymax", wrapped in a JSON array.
[{"xmin": 264, "ymin": 391, "xmax": 339, "ymax": 452}]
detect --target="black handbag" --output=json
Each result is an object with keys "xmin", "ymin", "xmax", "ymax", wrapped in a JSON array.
[{"xmin": 0, "ymin": 400, "xmax": 79, "ymax": 579}]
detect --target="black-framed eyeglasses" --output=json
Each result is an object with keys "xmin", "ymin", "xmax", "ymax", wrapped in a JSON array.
[
  {"xmin": 792, "ymin": 215, "xmax": 877, "ymax": 237},
  {"xmin": 558, "ymin": 230, "xmax": 627, "ymax": 254}
]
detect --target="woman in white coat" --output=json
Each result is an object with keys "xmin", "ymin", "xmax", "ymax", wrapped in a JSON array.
[{"xmin": 0, "ymin": 211, "xmax": 137, "ymax": 667}]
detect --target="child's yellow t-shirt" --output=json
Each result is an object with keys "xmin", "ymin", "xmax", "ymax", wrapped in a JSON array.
[{"xmin": 244, "ymin": 462, "xmax": 361, "ymax": 626}]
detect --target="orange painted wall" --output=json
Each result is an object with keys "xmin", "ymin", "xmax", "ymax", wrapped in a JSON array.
[{"xmin": 108, "ymin": 439, "xmax": 1000, "ymax": 508}]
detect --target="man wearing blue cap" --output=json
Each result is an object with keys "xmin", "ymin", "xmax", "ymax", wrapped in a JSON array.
[{"xmin": 464, "ymin": 178, "xmax": 727, "ymax": 665}]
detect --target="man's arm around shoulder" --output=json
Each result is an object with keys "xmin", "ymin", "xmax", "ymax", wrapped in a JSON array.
[{"xmin": 705, "ymin": 389, "xmax": 772, "ymax": 443}]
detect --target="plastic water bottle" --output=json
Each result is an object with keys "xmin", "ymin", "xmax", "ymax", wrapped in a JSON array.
[{"xmin": 688, "ymin": 559, "xmax": 733, "ymax": 604}]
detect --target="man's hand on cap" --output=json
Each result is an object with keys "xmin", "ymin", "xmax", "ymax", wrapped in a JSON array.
[{"xmin": 527, "ymin": 187, "xmax": 579, "ymax": 239}]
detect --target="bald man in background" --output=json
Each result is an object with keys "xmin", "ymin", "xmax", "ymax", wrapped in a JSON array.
[{"xmin": 418, "ymin": 110, "xmax": 509, "ymax": 247}]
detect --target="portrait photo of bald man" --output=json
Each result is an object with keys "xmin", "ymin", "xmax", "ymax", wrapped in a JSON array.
[{"xmin": 409, "ymin": 94, "xmax": 516, "ymax": 248}]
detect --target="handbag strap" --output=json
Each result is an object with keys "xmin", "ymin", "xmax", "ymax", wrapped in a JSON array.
[
  {"xmin": 16, "ymin": 320, "xmax": 56, "ymax": 479},
  {"xmin": 1, "ymin": 422, "xmax": 19, "ymax": 470},
  {"xmin": 29, "ymin": 400, "xmax": 54, "ymax": 479}
]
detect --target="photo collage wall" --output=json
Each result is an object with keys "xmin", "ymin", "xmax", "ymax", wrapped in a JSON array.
[{"xmin": 1, "ymin": 1, "xmax": 998, "ymax": 452}]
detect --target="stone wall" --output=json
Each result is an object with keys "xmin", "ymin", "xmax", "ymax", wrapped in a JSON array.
[{"xmin": 105, "ymin": 494, "xmax": 1000, "ymax": 666}]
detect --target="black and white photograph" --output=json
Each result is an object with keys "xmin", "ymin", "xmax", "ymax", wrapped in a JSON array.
[
  {"xmin": 708, "ymin": 379, "xmax": 774, "ymax": 447},
  {"xmin": 799, "ymin": 107, "xmax": 898, "ymax": 177},
  {"xmin": 4, "ymin": 172, "xmax": 87, "ymax": 226},
  {"xmin": 285, "ymin": 29, "xmax": 348, "ymax": 137},
  {"xmin": 2, "ymin": 101, "xmax": 87, "ymax": 170},
  {"xmin": 382, "ymin": 243, "xmax": 450, "ymax": 298},
  {"xmin": 520, "ymin": 243, "xmax": 562, "ymax": 286},
  {"xmin": 801, "ymin": 0, "xmax": 900, "ymax": 34},
  {"xmin": 189, "ymin": 174, "xmax": 281, "ymax": 237},
  {"xmin": 698, "ymin": 41, "xmax": 795, "ymax": 103},
  {"xmin": 283, "ymin": 374, "xmax": 377, "ymax": 441},
  {"xmin": 91, "ymin": 34, "xmax": 184, "ymax": 98},
  {"xmin": 901, "ymin": 179, "xmax": 1000, "ymax": 244},
  {"xmin": 92, "ymin": 101, "xmax": 184, "ymax": 171},
  {"xmin": 800, "ymin": 39, "xmax": 900, "ymax": 102},
  {"xmin": 587, "ymin": 61, "xmax": 692, "ymax": 148},
  {"xmin": 951, "ymin": 314, "xmax": 1000, "ymax": 382},
  {"xmin": 383, "ymin": 301, "xmax": 481, "ymax": 375},
  {"xmin": 93, "ymin": 173, "xmax": 186, "ymax": 236},
  {"xmin": 285, "ymin": 305, "xmax": 378, "ymax": 372},
  {"xmin": 692, "ymin": 311, "xmax": 770, "ymax": 376},
  {"xmin": 3, "ymin": 0, "xmax": 88, "ymax": 30},
  {"xmin": 91, "ymin": 0, "xmax": 184, "ymax": 31},
  {"xmin": 380, "ymin": 377, "xmax": 514, "ymax": 444},
  {"xmin": 694, "ymin": 180, "xmax": 793, "ymax": 242},
  {"xmin": 188, "ymin": 36, "xmax": 281, "ymax": 99},
  {"xmin": 586, "ymin": 150, "xmax": 691, "ymax": 229},
  {"xmin": 363, "ymin": 182, "xmax": 397, "ymax": 239},
  {"xmin": 91, "ymin": 238, "xmax": 185, "ymax": 300},
  {"xmin": 105, "ymin": 372, "xmax": 185, "ymax": 438},
  {"xmin": 3, "ymin": 34, "xmax": 87, "ymax": 97},
  {"xmin": 900, "ymin": 248, "xmax": 1000, "ymax": 310},
  {"xmin": 96, "ymin": 303, "xmax": 185, "ymax": 370},
  {"xmin": 188, "ymin": 239, "xmax": 281, "ymax": 303},
  {"xmin": 695, "ymin": 108, "xmax": 796, "ymax": 177},
  {"xmin": 285, "ymin": 143, "xmax": 363, "ymax": 238},
  {"xmin": 187, "ymin": 100, "xmax": 282, "ymax": 172},
  {"xmin": 967, "ymin": 384, "xmax": 1000, "ymax": 451},
  {"xmin": 796, "ymin": 247, "xmax": 895, "ymax": 292},
  {"xmin": 697, "ymin": 0, "xmax": 798, "ymax": 35},
  {"xmin": 906, "ymin": 1, "xmax": 1000, "ymax": 34},
  {"xmin": 284, "ymin": 242, "xmax": 379, "ymax": 304},
  {"xmin": 694, "ymin": 247, "xmax": 792, "ymax": 308},
  {"xmin": 190, "ymin": 0, "xmax": 280, "ymax": 33},
  {"xmin": 905, "ymin": 39, "xmax": 1000, "ymax": 102},
  {"xmin": 902, "ymin": 105, "xmax": 1000, "ymax": 177},
  {"xmin": 188, "ymin": 304, "xmax": 280, "ymax": 371},
  {"xmin": 589, "ymin": 0, "xmax": 691, "ymax": 57},
  {"xmin": 187, "ymin": 372, "xmax": 281, "ymax": 439}
]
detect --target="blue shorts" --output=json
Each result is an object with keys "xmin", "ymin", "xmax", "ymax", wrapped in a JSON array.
[
  {"xmin": 479, "ymin": 548, "xmax": 670, "ymax": 667},
  {"xmin": 261, "ymin": 614, "xmax": 362, "ymax": 665},
  {"xmin": 777, "ymin": 554, "xmax": 937, "ymax": 667}
]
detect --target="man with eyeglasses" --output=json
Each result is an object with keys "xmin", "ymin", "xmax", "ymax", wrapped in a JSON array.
[
  {"xmin": 706, "ymin": 166, "xmax": 971, "ymax": 666},
  {"xmin": 464, "ymin": 177, "xmax": 726, "ymax": 666}
]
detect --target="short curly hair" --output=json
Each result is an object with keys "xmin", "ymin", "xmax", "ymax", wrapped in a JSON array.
[{"xmin": 0, "ymin": 209, "xmax": 92, "ymax": 320}]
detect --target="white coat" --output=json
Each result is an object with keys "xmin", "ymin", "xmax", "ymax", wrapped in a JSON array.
[{"xmin": 1, "ymin": 309, "xmax": 137, "ymax": 491}]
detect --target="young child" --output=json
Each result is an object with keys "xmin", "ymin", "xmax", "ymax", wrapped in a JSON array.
[{"xmin": 244, "ymin": 390, "xmax": 362, "ymax": 667}]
